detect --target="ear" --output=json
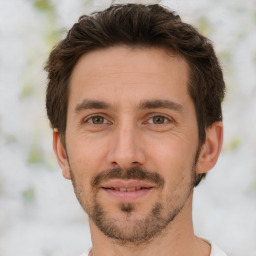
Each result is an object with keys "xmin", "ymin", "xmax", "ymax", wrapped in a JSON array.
[
  {"xmin": 196, "ymin": 121, "xmax": 223, "ymax": 174},
  {"xmin": 53, "ymin": 129, "xmax": 71, "ymax": 180}
]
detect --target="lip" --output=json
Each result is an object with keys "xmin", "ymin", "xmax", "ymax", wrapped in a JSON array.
[{"xmin": 101, "ymin": 179, "xmax": 155, "ymax": 202}]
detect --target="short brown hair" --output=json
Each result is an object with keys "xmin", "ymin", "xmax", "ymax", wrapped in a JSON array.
[{"xmin": 45, "ymin": 4, "xmax": 225, "ymax": 185}]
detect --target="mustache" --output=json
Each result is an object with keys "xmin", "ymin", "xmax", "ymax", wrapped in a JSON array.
[{"xmin": 91, "ymin": 167, "xmax": 165, "ymax": 188}]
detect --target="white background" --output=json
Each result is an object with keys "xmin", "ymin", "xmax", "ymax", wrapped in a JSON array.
[{"xmin": 0, "ymin": 0, "xmax": 256, "ymax": 255}]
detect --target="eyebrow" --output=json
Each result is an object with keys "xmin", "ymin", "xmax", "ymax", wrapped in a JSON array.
[
  {"xmin": 75, "ymin": 99, "xmax": 183, "ymax": 113},
  {"xmin": 75, "ymin": 99, "xmax": 110, "ymax": 113},
  {"xmin": 139, "ymin": 99, "xmax": 183, "ymax": 112}
]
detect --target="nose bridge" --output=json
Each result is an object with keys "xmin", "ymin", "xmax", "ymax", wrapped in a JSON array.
[{"xmin": 108, "ymin": 119, "xmax": 145, "ymax": 168}]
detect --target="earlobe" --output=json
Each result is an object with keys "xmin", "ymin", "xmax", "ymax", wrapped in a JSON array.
[
  {"xmin": 196, "ymin": 121, "xmax": 223, "ymax": 174},
  {"xmin": 53, "ymin": 129, "xmax": 71, "ymax": 180}
]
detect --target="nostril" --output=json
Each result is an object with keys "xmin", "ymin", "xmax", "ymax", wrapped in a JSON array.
[
  {"xmin": 132, "ymin": 161, "xmax": 140, "ymax": 165},
  {"xmin": 110, "ymin": 161, "xmax": 142, "ymax": 170}
]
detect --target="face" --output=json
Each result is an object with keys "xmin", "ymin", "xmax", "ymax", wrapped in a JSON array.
[{"xmin": 58, "ymin": 46, "xmax": 202, "ymax": 243}]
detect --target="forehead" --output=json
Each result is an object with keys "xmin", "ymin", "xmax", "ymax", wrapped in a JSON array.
[{"xmin": 69, "ymin": 46, "xmax": 190, "ymax": 108}]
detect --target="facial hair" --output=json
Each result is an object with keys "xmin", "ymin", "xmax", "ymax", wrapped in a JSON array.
[{"xmin": 69, "ymin": 161, "xmax": 199, "ymax": 245}]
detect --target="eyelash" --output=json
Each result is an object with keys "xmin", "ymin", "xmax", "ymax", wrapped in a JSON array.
[
  {"xmin": 83, "ymin": 113, "xmax": 173, "ymax": 126},
  {"xmin": 146, "ymin": 115, "xmax": 171, "ymax": 125},
  {"xmin": 83, "ymin": 114, "xmax": 111, "ymax": 125}
]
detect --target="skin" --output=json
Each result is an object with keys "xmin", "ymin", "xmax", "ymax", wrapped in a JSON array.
[{"xmin": 53, "ymin": 46, "xmax": 223, "ymax": 256}]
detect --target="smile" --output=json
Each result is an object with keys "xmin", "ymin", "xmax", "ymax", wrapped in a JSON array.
[
  {"xmin": 104, "ymin": 187, "xmax": 150, "ymax": 192},
  {"xmin": 100, "ymin": 179, "xmax": 155, "ymax": 201}
]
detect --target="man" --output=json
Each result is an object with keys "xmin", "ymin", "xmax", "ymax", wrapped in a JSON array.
[{"xmin": 45, "ymin": 3, "xmax": 226, "ymax": 256}]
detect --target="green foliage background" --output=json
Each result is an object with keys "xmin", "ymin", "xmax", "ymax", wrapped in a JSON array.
[{"xmin": 0, "ymin": 0, "xmax": 255, "ymax": 256}]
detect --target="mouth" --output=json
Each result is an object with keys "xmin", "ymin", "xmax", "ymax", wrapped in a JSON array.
[
  {"xmin": 104, "ymin": 186, "xmax": 151, "ymax": 192},
  {"xmin": 101, "ymin": 179, "xmax": 154, "ymax": 201}
]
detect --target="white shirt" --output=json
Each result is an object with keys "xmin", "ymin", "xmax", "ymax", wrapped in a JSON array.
[
  {"xmin": 210, "ymin": 242, "xmax": 227, "ymax": 256},
  {"xmin": 80, "ymin": 242, "xmax": 227, "ymax": 256}
]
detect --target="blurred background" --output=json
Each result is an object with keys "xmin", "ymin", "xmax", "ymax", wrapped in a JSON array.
[{"xmin": 0, "ymin": 0, "xmax": 256, "ymax": 255}]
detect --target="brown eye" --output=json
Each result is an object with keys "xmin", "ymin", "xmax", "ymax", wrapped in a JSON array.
[
  {"xmin": 152, "ymin": 116, "xmax": 167, "ymax": 124},
  {"xmin": 89, "ymin": 116, "xmax": 106, "ymax": 124}
]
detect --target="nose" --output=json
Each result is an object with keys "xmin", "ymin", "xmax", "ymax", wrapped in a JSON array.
[{"xmin": 107, "ymin": 122, "xmax": 146, "ymax": 169}]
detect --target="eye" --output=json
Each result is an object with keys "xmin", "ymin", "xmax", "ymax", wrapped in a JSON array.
[
  {"xmin": 148, "ymin": 115, "xmax": 169, "ymax": 124},
  {"xmin": 87, "ymin": 115, "xmax": 108, "ymax": 125}
]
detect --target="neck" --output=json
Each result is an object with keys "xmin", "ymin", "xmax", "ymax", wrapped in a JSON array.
[{"xmin": 88, "ymin": 193, "xmax": 210, "ymax": 256}]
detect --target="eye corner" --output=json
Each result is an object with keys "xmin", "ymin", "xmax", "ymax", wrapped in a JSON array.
[
  {"xmin": 146, "ymin": 114, "xmax": 173, "ymax": 125},
  {"xmin": 141, "ymin": 113, "xmax": 177, "ymax": 131},
  {"xmin": 81, "ymin": 113, "xmax": 113, "ymax": 126}
]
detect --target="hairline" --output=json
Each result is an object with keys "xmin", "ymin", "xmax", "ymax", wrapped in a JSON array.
[{"xmin": 60, "ymin": 44, "xmax": 202, "ymax": 145}]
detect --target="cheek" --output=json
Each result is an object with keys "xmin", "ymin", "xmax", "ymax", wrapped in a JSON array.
[
  {"xmin": 145, "ymin": 135, "xmax": 197, "ymax": 192},
  {"xmin": 146, "ymin": 135, "xmax": 195, "ymax": 169},
  {"xmin": 67, "ymin": 134, "xmax": 108, "ymax": 177}
]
